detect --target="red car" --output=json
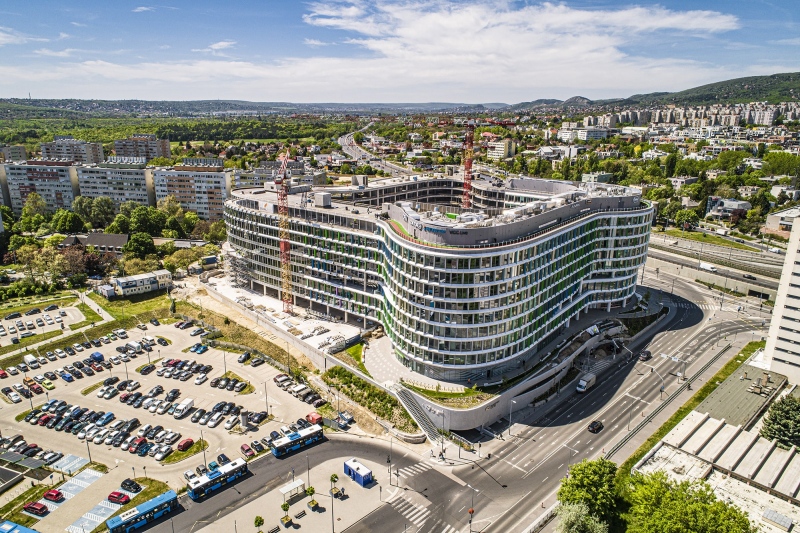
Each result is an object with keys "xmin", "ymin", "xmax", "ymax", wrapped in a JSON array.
[
  {"xmin": 91, "ymin": 363, "xmax": 103, "ymax": 372},
  {"xmin": 240, "ymin": 443, "xmax": 254, "ymax": 457},
  {"xmin": 108, "ymin": 491, "xmax": 130, "ymax": 504},
  {"xmin": 38, "ymin": 414, "xmax": 52, "ymax": 425},
  {"xmin": 119, "ymin": 392, "xmax": 131, "ymax": 403},
  {"xmin": 30, "ymin": 383, "xmax": 43, "ymax": 394},
  {"xmin": 128, "ymin": 437, "xmax": 146, "ymax": 454},
  {"xmin": 43, "ymin": 489, "xmax": 63, "ymax": 502},
  {"xmin": 174, "ymin": 321, "xmax": 184, "ymax": 328},
  {"xmin": 0, "ymin": 369, "xmax": 8, "ymax": 379},
  {"xmin": 272, "ymin": 374, "xmax": 287, "ymax": 383},
  {"xmin": 23, "ymin": 502, "xmax": 48, "ymax": 515}
]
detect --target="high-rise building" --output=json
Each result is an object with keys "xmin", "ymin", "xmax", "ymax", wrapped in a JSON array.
[
  {"xmin": 0, "ymin": 145, "xmax": 26, "ymax": 162},
  {"xmin": 763, "ymin": 224, "xmax": 800, "ymax": 382},
  {"xmin": 40, "ymin": 136, "xmax": 104, "ymax": 164},
  {"xmin": 153, "ymin": 161, "xmax": 231, "ymax": 220},
  {"xmin": 75, "ymin": 158, "xmax": 153, "ymax": 208},
  {"xmin": 2, "ymin": 160, "xmax": 79, "ymax": 214},
  {"xmin": 225, "ymin": 176, "xmax": 652, "ymax": 382},
  {"xmin": 113, "ymin": 134, "xmax": 171, "ymax": 161}
]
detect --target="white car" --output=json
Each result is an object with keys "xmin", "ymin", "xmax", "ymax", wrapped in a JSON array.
[
  {"xmin": 120, "ymin": 435, "xmax": 136, "ymax": 451},
  {"xmin": 72, "ymin": 343, "xmax": 84, "ymax": 352},
  {"xmin": 93, "ymin": 429, "xmax": 109, "ymax": 444},
  {"xmin": 97, "ymin": 386, "xmax": 110, "ymax": 398},
  {"xmin": 127, "ymin": 381, "xmax": 140, "ymax": 391},
  {"xmin": 104, "ymin": 430, "xmax": 120, "ymax": 445},
  {"xmin": 37, "ymin": 357, "xmax": 47, "ymax": 366},
  {"xmin": 33, "ymin": 375, "xmax": 46, "ymax": 383},
  {"xmin": 156, "ymin": 402, "xmax": 171, "ymax": 415},
  {"xmin": 208, "ymin": 412, "xmax": 224, "ymax": 428},
  {"xmin": 110, "ymin": 356, "xmax": 121, "ymax": 366},
  {"xmin": 224, "ymin": 416, "xmax": 239, "ymax": 430},
  {"xmin": 137, "ymin": 424, "xmax": 152, "ymax": 438},
  {"xmin": 184, "ymin": 470, "xmax": 197, "ymax": 481},
  {"xmin": 148, "ymin": 400, "xmax": 162, "ymax": 413},
  {"xmin": 7, "ymin": 391, "xmax": 20, "ymax": 403},
  {"xmin": 55, "ymin": 316, "xmax": 63, "ymax": 323},
  {"xmin": 142, "ymin": 398, "xmax": 157, "ymax": 410},
  {"xmin": 120, "ymin": 353, "xmax": 130, "ymax": 363},
  {"xmin": 54, "ymin": 349, "xmax": 66, "ymax": 358},
  {"xmin": 77, "ymin": 424, "xmax": 96, "ymax": 440},
  {"xmin": 156, "ymin": 367, "xmax": 168, "ymax": 377},
  {"xmin": 109, "ymin": 419, "xmax": 126, "ymax": 431},
  {"xmin": 85, "ymin": 426, "xmax": 102, "ymax": 441},
  {"xmin": 154, "ymin": 445, "xmax": 172, "ymax": 461},
  {"xmin": 6, "ymin": 367, "xmax": 18, "ymax": 376},
  {"xmin": 194, "ymin": 374, "xmax": 207, "ymax": 385}
]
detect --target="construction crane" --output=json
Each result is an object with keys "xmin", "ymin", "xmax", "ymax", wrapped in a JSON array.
[
  {"xmin": 462, "ymin": 121, "xmax": 475, "ymax": 209},
  {"xmin": 276, "ymin": 153, "xmax": 293, "ymax": 314}
]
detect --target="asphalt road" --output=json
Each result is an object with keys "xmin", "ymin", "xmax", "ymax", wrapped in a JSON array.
[{"xmin": 648, "ymin": 248, "xmax": 779, "ymax": 291}]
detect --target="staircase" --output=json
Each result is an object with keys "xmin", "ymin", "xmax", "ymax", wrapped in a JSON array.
[{"xmin": 394, "ymin": 386, "xmax": 442, "ymax": 444}]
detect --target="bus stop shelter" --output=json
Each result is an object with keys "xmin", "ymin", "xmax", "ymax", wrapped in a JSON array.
[{"xmin": 280, "ymin": 479, "xmax": 306, "ymax": 502}]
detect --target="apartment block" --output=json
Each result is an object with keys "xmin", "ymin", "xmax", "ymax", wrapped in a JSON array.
[
  {"xmin": 0, "ymin": 145, "xmax": 26, "ymax": 162},
  {"xmin": 75, "ymin": 158, "xmax": 153, "ymax": 208},
  {"xmin": 40, "ymin": 136, "xmax": 104, "ymax": 164},
  {"xmin": 153, "ymin": 165, "xmax": 231, "ymax": 220},
  {"xmin": 111, "ymin": 269, "xmax": 172, "ymax": 297},
  {"xmin": 2, "ymin": 160, "xmax": 79, "ymax": 214},
  {"xmin": 486, "ymin": 139, "xmax": 516, "ymax": 161},
  {"xmin": 764, "ymin": 223, "xmax": 800, "ymax": 382},
  {"xmin": 113, "ymin": 134, "xmax": 171, "ymax": 161}
]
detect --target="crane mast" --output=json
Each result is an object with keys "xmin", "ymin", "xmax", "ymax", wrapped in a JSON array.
[
  {"xmin": 462, "ymin": 121, "xmax": 475, "ymax": 209},
  {"xmin": 276, "ymin": 153, "xmax": 293, "ymax": 314}
]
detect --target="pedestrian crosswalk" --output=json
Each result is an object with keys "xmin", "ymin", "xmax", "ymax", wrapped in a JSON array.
[
  {"xmin": 395, "ymin": 460, "xmax": 433, "ymax": 479},
  {"xmin": 387, "ymin": 485, "xmax": 461, "ymax": 532},
  {"xmin": 673, "ymin": 302, "xmax": 739, "ymax": 312}
]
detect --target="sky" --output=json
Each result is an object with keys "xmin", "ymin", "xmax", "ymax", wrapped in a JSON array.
[{"xmin": 0, "ymin": 0, "xmax": 798, "ymax": 104}]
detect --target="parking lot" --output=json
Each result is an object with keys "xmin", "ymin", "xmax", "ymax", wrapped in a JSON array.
[
  {"xmin": 0, "ymin": 304, "xmax": 87, "ymax": 351},
  {"xmin": 0, "ymin": 318, "xmax": 327, "ymax": 497}
]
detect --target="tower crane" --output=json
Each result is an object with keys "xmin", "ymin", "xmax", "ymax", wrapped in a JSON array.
[
  {"xmin": 462, "ymin": 121, "xmax": 475, "ymax": 209},
  {"xmin": 276, "ymin": 153, "xmax": 293, "ymax": 314}
]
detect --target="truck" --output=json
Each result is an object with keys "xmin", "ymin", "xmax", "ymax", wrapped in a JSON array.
[
  {"xmin": 699, "ymin": 262, "xmax": 718, "ymax": 272},
  {"xmin": 126, "ymin": 341, "xmax": 143, "ymax": 354},
  {"xmin": 22, "ymin": 354, "xmax": 39, "ymax": 368},
  {"xmin": 173, "ymin": 398, "xmax": 194, "ymax": 419},
  {"xmin": 90, "ymin": 352, "xmax": 104, "ymax": 363},
  {"xmin": 715, "ymin": 228, "xmax": 729, "ymax": 236},
  {"xmin": 576, "ymin": 373, "xmax": 596, "ymax": 393}
]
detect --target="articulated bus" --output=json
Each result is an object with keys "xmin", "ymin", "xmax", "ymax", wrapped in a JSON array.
[
  {"xmin": 106, "ymin": 490, "xmax": 178, "ymax": 533},
  {"xmin": 186, "ymin": 458, "xmax": 248, "ymax": 501},
  {"xmin": 270, "ymin": 424, "xmax": 324, "ymax": 457}
]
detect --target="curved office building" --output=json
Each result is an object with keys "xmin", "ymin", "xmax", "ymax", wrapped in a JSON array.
[{"xmin": 225, "ymin": 176, "xmax": 653, "ymax": 382}]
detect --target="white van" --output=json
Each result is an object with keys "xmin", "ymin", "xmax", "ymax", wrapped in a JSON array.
[
  {"xmin": 142, "ymin": 336, "xmax": 155, "ymax": 346},
  {"xmin": 290, "ymin": 384, "xmax": 309, "ymax": 397}
]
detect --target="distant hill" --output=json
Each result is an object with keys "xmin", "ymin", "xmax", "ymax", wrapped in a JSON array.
[{"xmin": 508, "ymin": 72, "xmax": 800, "ymax": 111}]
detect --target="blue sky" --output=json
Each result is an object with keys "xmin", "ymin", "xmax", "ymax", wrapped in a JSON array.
[{"xmin": 0, "ymin": 0, "xmax": 798, "ymax": 103}]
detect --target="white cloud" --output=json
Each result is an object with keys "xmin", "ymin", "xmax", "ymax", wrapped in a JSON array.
[
  {"xmin": 70, "ymin": 22, "xmax": 87, "ymax": 27},
  {"xmin": 33, "ymin": 48, "xmax": 79, "ymax": 57},
  {"xmin": 132, "ymin": 6, "xmax": 154, "ymax": 13},
  {"xmin": 771, "ymin": 37, "xmax": 800, "ymax": 46},
  {"xmin": 0, "ymin": 1, "xmax": 792, "ymax": 102},
  {"xmin": 58, "ymin": 32, "xmax": 70, "ymax": 40},
  {"xmin": 0, "ymin": 26, "xmax": 47, "ymax": 46},
  {"xmin": 303, "ymin": 38, "xmax": 332, "ymax": 47}
]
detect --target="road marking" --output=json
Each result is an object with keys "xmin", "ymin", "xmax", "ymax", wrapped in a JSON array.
[{"xmin": 542, "ymin": 477, "xmax": 548, "ymax": 482}]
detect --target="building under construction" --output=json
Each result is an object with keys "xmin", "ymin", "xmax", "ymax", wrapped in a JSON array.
[{"xmin": 224, "ymin": 174, "xmax": 653, "ymax": 382}]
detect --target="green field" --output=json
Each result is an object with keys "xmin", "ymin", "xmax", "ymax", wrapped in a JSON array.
[
  {"xmin": 663, "ymin": 229, "xmax": 759, "ymax": 251},
  {"xmin": 0, "ymin": 330, "xmax": 63, "ymax": 359},
  {"xmin": 70, "ymin": 302, "xmax": 104, "ymax": 330},
  {"xmin": 88, "ymin": 291, "xmax": 172, "ymax": 321},
  {"xmin": 0, "ymin": 293, "xmax": 74, "ymax": 316},
  {"xmin": 89, "ymin": 478, "xmax": 170, "ymax": 533},
  {"xmin": 161, "ymin": 439, "xmax": 208, "ymax": 465}
]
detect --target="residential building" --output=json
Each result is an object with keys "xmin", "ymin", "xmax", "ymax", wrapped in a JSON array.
[
  {"xmin": 40, "ymin": 136, "xmax": 103, "ymax": 164},
  {"xmin": 737, "ymin": 185, "xmax": 761, "ymax": 198},
  {"xmin": 771, "ymin": 185, "xmax": 800, "ymax": 202},
  {"xmin": 75, "ymin": 158, "xmax": 153, "ymax": 208},
  {"xmin": 1, "ymin": 160, "xmax": 79, "ymax": 214},
  {"xmin": 59, "ymin": 233, "xmax": 129, "ymax": 258},
  {"xmin": 576, "ymin": 128, "xmax": 608, "ymax": 141},
  {"xmin": 743, "ymin": 157, "xmax": 764, "ymax": 170},
  {"xmin": 0, "ymin": 145, "xmax": 25, "ymax": 162},
  {"xmin": 153, "ymin": 163, "xmax": 231, "ymax": 220},
  {"xmin": 668, "ymin": 176, "xmax": 698, "ymax": 189},
  {"xmin": 486, "ymin": 140, "xmax": 516, "ymax": 161},
  {"xmin": 111, "ymin": 269, "xmax": 172, "ymax": 297},
  {"xmin": 766, "ymin": 206, "xmax": 800, "ymax": 232},
  {"xmin": 706, "ymin": 197, "xmax": 752, "ymax": 218},
  {"xmin": 764, "ymin": 223, "xmax": 800, "ymax": 381},
  {"xmin": 581, "ymin": 172, "xmax": 613, "ymax": 183},
  {"xmin": 113, "ymin": 134, "xmax": 170, "ymax": 161},
  {"xmin": 225, "ymin": 176, "xmax": 652, "ymax": 382}
]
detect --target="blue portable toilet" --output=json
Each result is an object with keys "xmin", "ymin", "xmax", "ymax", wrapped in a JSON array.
[{"xmin": 343, "ymin": 458, "xmax": 373, "ymax": 487}]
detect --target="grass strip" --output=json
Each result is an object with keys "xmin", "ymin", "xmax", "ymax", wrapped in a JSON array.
[
  {"xmin": 615, "ymin": 340, "xmax": 764, "ymax": 492},
  {"xmin": 70, "ymin": 302, "xmax": 104, "ymax": 330},
  {"xmin": 136, "ymin": 358, "xmax": 161, "ymax": 372},
  {"xmin": 0, "ymin": 483, "xmax": 54, "ymax": 527},
  {"xmin": 662, "ymin": 228, "xmax": 758, "ymax": 251},
  {"xmin": 81, "ymin": 381, "xmax": 105, "ymax": 396},
  {"xmin": 14, "ymin": 404, "xmax": 45, "ymax": 422},
  {"xmin": 161, "ymin": 439, "xmax": 208, "ymax": 465},
  {"xmin": 0, "ymin": 330, "xmax": 63, "ymax": 359},
  {"xmin": 89, "ymin": 478, "xmax": 169, "ymax": 533},
  {"xmin": 0, "ymin": 293, "xmax": 74, "ymax": 316},
  {"xmin": 88, "ymin": 291, "xmax": 172, "ymax": 322},
  {"xmin": 221, "ymin": 370, "xmax": 254, "ymax": 395}
]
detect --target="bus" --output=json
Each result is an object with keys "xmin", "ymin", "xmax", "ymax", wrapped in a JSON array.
[
  {"xmin": 270, "ymin": 424, "xmax": 324, "ymax": 457},
  {"xmin": 105, "ymin": 490, "xmax": 178, "ymax": 533},
  {"xmin": 186, "ymin": 458, "xmax": 248, "ymax": 501}
]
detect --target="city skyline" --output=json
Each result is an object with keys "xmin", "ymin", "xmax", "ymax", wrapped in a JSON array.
[{"xmin": 0, "ymin": 0, "xmax": 798, "ymax": 103}]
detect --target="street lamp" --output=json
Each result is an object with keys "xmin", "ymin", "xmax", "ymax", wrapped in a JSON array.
[
  {"xmin": 263, "ymin": 382, "xmax": 269, "ymax": 415},
  {"xmin": 508, "ymin": 400, "xmax": 517, "ymax": 436},
  {"xmin": 85, "ymin": 439, "xmax": 92, "ymax": 464},
  {"xmin": 201, "ymin": 429, "xmax": 208, "ymax": 467},
  {"xmin": 640, "ymin": 362, "xmax": 665, "ymax": 398},
  {"xmin": 123, "ymin": 361, "xmax": 129, "ymax": 382},
  {"xmin": 467, "ymin": 484, "xmax": 479, "ymax": 533}
]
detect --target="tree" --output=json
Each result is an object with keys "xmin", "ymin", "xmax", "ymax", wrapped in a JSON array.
[
  {"xmin": 664, "ymin": 152, "xmax": 678, "ymax": 178},
  {"xmin": 353, "ymin": 132, "xmax": 364, "ymax": 144},
  {"xmin": 627, "ymin": 471, "xmax": 757, "ymax": 533},
  {"xmin": 555, "ymin": 502, "xmax": 608, "ymax": 533},
  {"xmin": 164, "ymin": 216, "xmax": 186, "ymax": 238},
  {"xmin": 761, "ymin": 395, "xmax": 800, "ymax": 448},
  {"xmin": 21, "ymin": 192, "xmax": 47, "ymax": 219},
  {"xmin": 557, "ymin": 458, "xmax": 617, "ymax": 524},
  {"xmin": 191, "ymin": 219, "xmax": 211, "ymax": 239},
  {"xmin": 182, "ymin": 211, "xmax": 200, "ymax": 234},
  {"xmin": 675, "ymin": 209, "xmax": 700, "ymax": 229},
  {"xmin": 90, "ymin": 196, "xmax": 116, "ymax": 228},
  {"xmin": 123, "ymin": 233, "xmax": 157, "ymax": 260},
  {"xmin": 280, "ymin": 502, "xmax": 290, "ymax": 518},
  {"xmin": 105, "ymin": 214, "xmax": 130, "ymax": 234},
  {"xmin": 254, "ymin": 515, "xmax": 264, "ymax": 531},
  {"xmin": 43, "ymin": 234, "xmax": 66, "ymax": 248},
  {"xmin": 204, "ymin": 220, "xmax": 227, "ymax": 244},
  {"xmin": 52, "ymin": 210, "xmax": 85, "ymax": 233},
  {"xmin": 72, "ymin": 196, "xmax": 94, "ymax": 222},
  {"xmin": 119, "ymin": 201, "xmax": 140, "ymax": 218},
  {"xmin": 157, "ymin": 195, "xmax": 184, "ymax": 219}
]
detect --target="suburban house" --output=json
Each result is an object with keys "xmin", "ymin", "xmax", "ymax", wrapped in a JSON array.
[{"xmin": 109, "ymin": 269, "xmax": 172, "ymax": 298}]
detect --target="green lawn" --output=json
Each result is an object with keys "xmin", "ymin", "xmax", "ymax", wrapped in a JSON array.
[
  {"xmin": 88, "ymin": 291, "xmax": 172, "ymax": 321},
  {"xmin": 161, "ymin": 439, "xmax": 208, "ymax": 465},
  {"xmin": 221, "ymin": 370, "xmax": 254, "ymax": 394},
  {"xmin": 0, "ymin": 483, "xmax": 55, "ymax": 527},
  {"xmin": 0, "ymin": 329, "xmax": 63, "ymax": 359},
  {"xmin": 344, "ymin": 343, "xmax": 371, "ymax": 377},
  {"xmin": 81, "ymin": 381, "xmax": 104, "ymax": 396},
  {"xmin": 70, "ymin": 302, "xmax": 104, "ymax": 330},
  {"xmin": 0, "ymin": 293, "xmax": 74, "ymax": 316},
  {"xmin": 15, "ymin": 404, "xmax": 45, "ymax": 422},
  {"xmin": 136, "ymin": 358, "xmax": 161, "ymax": 372},
  {"xmin": 615, "ymin": 341, "xmax": 764, "ymax": 491},
  {"xmin": 663, "ymin": 229, "xmax": 759, "ymax": 251},
  {"xmin": 89, "ymin": 478, "xmax": 170, "ymax": 533}
]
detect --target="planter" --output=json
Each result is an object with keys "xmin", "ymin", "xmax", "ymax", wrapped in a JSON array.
[
  {"xmin": 308, "ymin": 500, "xmax": 318, "ymax": 510},
  {"xmin": 281, "ymin": 516, "xmax": 292, "ymax": 527},
  {"xmin": 330, "ymin": 487, "xmax": 340, "ymax": 497}
]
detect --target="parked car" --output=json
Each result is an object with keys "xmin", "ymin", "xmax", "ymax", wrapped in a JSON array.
[
  {"xmin": 240, "ymin": 443, "xmax": 254, "ymax": 457},
  {"xmin": 108, "ymin": 491, "xmax": 130, "ymax": 504}
]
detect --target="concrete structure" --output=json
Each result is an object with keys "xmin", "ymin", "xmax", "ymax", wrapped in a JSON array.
[
  {"xmin": 576, "ymin": 127, "xmax": 608, "ymax": 141},
  {"xmin": 1, "ymin": 160, "xmax": 79, "ymax": 214},
  {"xmin": 486, "ymin": 139, "xmax": 515, "ymax": 161},
  {"xmin": 0, "ymin": 145, "xmax": 25, "ymax": 162},
  {"xmin": 113, "ymin": 134, "xmax": 170, "ymax": 161},
  {"xmin": 668, "ymin": 176, "xmax": 698, "ymax": 189},
  {"xmin": 771, "ymin": 185, "xmax": 800, "ymax": 202},
  {"xmin": 764, "ymin": 223, "xmax": 800, "ymax": 382},
  {"xmin": 225, "ymin": 175, "xmax": 652, "ymax": 382},
  {"xmin": 766, "ymin": 206, "xmax": 800, "ymax": 232},
  {"xmin": 75, "ymin": 159, "xmax": 153, "ymax": 208},
  {"xmin": 581, "ymin": 171, "xmax": 612, "ymax": 183},
  {"xmin": 706, "ymin": 197, "xmax": 752, "ymax": 218},
  {"xmin": 111, "ymin": 269, "xmax": 172, "ymax": 297},
  {"xmin": 153, "ymin": 164, "xmax": 231, "ymax": 220},
  {"xmin": 40, "ymin": 136, "xmax": 103, "ymax": 164}
]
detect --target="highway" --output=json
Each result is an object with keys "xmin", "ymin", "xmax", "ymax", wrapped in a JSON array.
[
  {"xmin": 338, "ymin": 131, "xmax": 414, "ymax": 177},
  {"xmin": 648, "ymin": 248, "xmax": 779, "ymax": 292}
]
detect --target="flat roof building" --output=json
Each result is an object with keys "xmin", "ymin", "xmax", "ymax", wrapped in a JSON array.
[
  {"xmin": 153, "ymin": 167, "xmax": 231, "ymax": 221},
  {"xmin": 113, "ymin": 134, "xmax": 170, "ymax": 161},
  {"xmin": 0, "ymin": 145, "xmax": 25, "ymax": 162},
  {"xmin": 75, "ymin": 158, "xmax": 153, "ymax": 209},
  {"xmin": 2, "ymin": 160, "xmax": 79, "ymax": 214},
  {"xmin": 764, "ymin": 223, "xmax": 800, "ymax": 382},
  {"xmin": 40, "ymin": 135, "xmax": 103, "ymax": 164}
]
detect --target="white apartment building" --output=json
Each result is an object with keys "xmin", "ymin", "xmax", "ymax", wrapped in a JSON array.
[
  {"xmin": 764, "ymin": 223, "xmax": 800, "ymax": 382},
  {"xmin": 2, "ymin": 160, "xmax": 79, "ymax": 214},
  {"xmin": 40, "ymin": 136, "xmax": 104, "ymax": 164},
  {"xmin": 153, "ymin": 166, "xmax": 231, "ymax": 220},
  {"xmin": 113, "ymin": 134, "xmax": 171, "ymax": 161},
  {"xmin": 75, "ymin": 158, "xmax": 153, "ymax": 208},
  {"xmin": 486, "ymin": 139, "xmax": 516, "ymax": 161},
  {"xmin": 576, "ymin": 128, "xmax": 608, "ymax": 141}
]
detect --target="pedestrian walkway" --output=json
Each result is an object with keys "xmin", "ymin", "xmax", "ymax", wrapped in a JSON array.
[
  {"xmin": 386, "ymin": 492, "xmax": 432, "ymax": 528},
  {"xmin": 65, "ymin": 483, "xmax": 138, "ymax": 533},
  {"xmin": 52, "ymin": 454, "xmax": 89, "ymax": 474},
  {"xmin": 394, "ymin": 459, "xmax": 434, "ymax": 479},
  {"xmin": 21, "ymin": 469, "xmax": 103, "ymax": 520}
]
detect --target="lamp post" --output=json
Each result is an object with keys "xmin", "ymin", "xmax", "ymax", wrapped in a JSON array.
[
  {"xmin": 143, "ymin": 466, "xmax": 146, "ymax": 480},
  {"xmin": 85, "ymin": 439, "xmax": 92, "ymax": 464},
  {"xmin": 641, "ymin": 362, "xmax": 665, "ymax": 399},
  {"xmin": 263, "ymin": 382, "xmax": 269, "ymax": 415},
  {"xmin": 467, "ymin": 484, "xmax": 479, "ymax": 533},
  {"xmin": 123, "ymin": 361, "xmax": 129, "ymax": 382},
  {"xmin": 201, "ymin": 429, "xmax": 208, "ymax": 467},
  {"xmin": 132, "ymin": 466, "xmax": 135, "ymax": 479},
  {"xmin": 563, "ymin": 444, "xmax": 578, "ymax": 474},
  {"xmin": 440, "ymin": 411, "xmax": 445, "ymax": 456},
  {"xmin": 508, "ymin": 400, "xmax": 517, "ymax": 436}
]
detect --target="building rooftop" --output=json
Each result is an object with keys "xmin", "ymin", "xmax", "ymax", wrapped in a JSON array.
[
  {"xmin": 768, "ymin": 206, "xmax": 800, "ymax": 219},
  {"xmin": 694, "ymin": 364, "xmax": 785, "ymax": 428}
]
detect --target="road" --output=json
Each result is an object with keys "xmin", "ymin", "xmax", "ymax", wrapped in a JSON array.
[
  {"xmin": 338, "ymin": 131, "xmax": 414, "ymax": 177},
  {"xmin": 648, "ymin": 248, "xmax": 779, "ymax": 292}
]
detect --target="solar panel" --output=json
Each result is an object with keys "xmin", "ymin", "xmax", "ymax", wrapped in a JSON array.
[
  {"xmin": 0, "ymin": 453, "xmax": 24, "ymax": 463},
  {"xmin": 17, "ymin": 459, "xmax": 45, "ymax": 469}
]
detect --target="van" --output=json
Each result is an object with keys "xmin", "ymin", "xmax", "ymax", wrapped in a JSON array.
[
  {"xmin": 274, "ymin": 375, "xmax": 291, "ymax": 385},
  {"xmin": 126, "ymin": 341, "xmax": 143, "ymax": 354},
  {"xmin": 174, "ymin": 398, "xmax": 194, "ymax": 419},
  {"xmin": 23, "ymin": 355, "xmax": 39, "ymax": 368},
  {"xmin": 290, "ymin": 384, "xmax": 309, "ymax": 397},
  {"xmin": 142, "ymin": 336, "xmax": 155, "ymax": 346}
]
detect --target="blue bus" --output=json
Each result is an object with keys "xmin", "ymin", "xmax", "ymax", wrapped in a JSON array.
[
  {"xmin": 105, "ymin": 490, "xmax": 178, "ymax": 533},
  {"xmin": 270, "ymin": 424, "xmax": 324, "ymax": 457},
  {"xmin": 186, "ymin": 458, "xmax": 248, "ymax": 501}
]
